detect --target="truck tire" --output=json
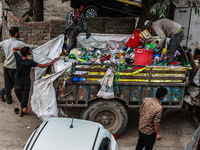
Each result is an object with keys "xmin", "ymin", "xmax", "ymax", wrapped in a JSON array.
[
  {"xmin": 81, "ymin": 100, "xmax": 128, "ymax": 137},
  {"xmin": 84, "ymin": 6, "xmax": 99, "ymax": 17}
]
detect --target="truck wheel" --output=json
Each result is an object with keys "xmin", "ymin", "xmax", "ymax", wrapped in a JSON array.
[
  {"xmin": 84, "ymin": 6, "xmax": 99, "ymax": 17},
  {"xmin": 81, "ymin": 100, "xmax": 128, "ymax": 136}
]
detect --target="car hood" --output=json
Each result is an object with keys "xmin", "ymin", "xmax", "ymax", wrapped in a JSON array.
[{"xmin": 30, "ymin": 118, "xmax": 102, "ymax": 150}]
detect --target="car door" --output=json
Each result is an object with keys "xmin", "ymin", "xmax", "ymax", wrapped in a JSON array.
[
  {"xmin": 98, "ymin": 0, "xmax": 125, "ymax": 14},
  {"xmin": 120, "ymin": 0, "xmax": 142, "ymax": 16}
]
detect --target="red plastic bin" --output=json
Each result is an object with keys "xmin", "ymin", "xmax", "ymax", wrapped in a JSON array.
[
  {"xmin": 134, "ymin": 48, "xmax": 153, "ymax": 69},
  {"xmin": 126, "ymin": 29, "xmax": 143, "ymax": 48}
]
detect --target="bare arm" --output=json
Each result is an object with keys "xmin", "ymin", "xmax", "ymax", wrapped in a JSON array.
[
  {"xmin": 154, "ymin": 108, "xmax": 162, "ymax": 140},
  {"xmin": 155, "ymin": 126, "xmax": 162, "ymax": 140},
  {"xmin": 37, "ymin": 58, "xmax": 58, "ymax": 68},
  {"xmin": 13, "ymin": 47, "xmax": 22, "ymax": 53}
]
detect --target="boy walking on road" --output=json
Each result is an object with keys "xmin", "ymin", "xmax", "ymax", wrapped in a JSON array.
[
  {"xmin": 13, "ymin": 47, "xmax": 58, "ymax": 117},
  {"xmin": 136, "ymin": 87, "xmax": 168, "ymax": 150}
]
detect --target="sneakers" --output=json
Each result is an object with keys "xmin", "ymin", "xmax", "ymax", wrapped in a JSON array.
[{"xmin": 0, "ymin": 94, "xmax": 6, "ymax": 102}]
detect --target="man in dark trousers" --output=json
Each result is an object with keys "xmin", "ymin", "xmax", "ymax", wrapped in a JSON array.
[
  {"xmin": 65, "ymin": 3, "xmax": 91, "ymax": 54},
  {"xmin": 13, "ymin": 47, "xmax": 58, "ymax": 117},
  {"xmin": 0, "ymin": 27, "xmax": 37, "ymax": 104},
  {"xmin": 136, "ymin": 87, "xmax": 168, "ymax": 150},
  {"xmin": 145, "ymin": 18, "xmax": 184, "ymax": 64}
]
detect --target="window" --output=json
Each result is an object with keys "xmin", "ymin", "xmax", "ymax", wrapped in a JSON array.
[{"xmin": 98, "ymin": 137, "xmax": 111, "ymax": 150}]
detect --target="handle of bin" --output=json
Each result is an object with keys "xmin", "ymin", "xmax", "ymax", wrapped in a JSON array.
[{"xmin": 137, "ymin": 50, "xmax": 143, "ymax": 53}]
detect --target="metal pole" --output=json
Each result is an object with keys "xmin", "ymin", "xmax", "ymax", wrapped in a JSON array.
[
  {"xmin": 186, "ymin": 7, "xmax": 192, "ymax": 48},
  {"xmin": 2, "ymin": 0, "xmax": 5, "ymax": 40}
]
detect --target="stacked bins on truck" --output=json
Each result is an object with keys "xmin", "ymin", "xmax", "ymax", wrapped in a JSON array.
[{"xmin": 57, "ymin": 63, "xmax": 190, "ymax": 136}]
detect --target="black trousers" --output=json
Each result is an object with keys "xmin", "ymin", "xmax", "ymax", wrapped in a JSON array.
[
  {"xmin": 0, "ymin": 67, "xmax": 16, "ymax": 104},
  {"xmin": 14, "ymin": 83, "xmax": 31, "ymax": 108},
  {"xmin": 136, "ymin": 131, "xmax": 157, "ymax": 150},
  {"xmin": 66, "ymin": 28, "xmax": 80, "ymax": 53},
  {"xmin": 167, "ymin": 30, "xmax": 184, "ymax": 63}
]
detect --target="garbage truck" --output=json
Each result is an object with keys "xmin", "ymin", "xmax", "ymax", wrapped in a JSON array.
[{"xmin": 56, "ymin": 62, "xmax": 192, "ymax": 136}]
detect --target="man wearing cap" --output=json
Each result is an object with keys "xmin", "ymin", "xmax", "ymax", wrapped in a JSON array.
[{"xmin": 145, "ymin": 18, "xmax": 184, "ymax": 64}]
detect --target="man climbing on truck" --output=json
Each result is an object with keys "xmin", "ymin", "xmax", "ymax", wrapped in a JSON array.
[
  {"xmin": 144, "ymin": 18, "xmax": 184, "ymax": 64},
  {"xmin": 136, "ymin": 86, "xmax": 168, "ymax": 150}
]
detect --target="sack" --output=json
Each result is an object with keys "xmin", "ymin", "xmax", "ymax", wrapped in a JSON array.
[{"xmin": 97, "ymin": 68, "xmax": 114, "ymax": 99}]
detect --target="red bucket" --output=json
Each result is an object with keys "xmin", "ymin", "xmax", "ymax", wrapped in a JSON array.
[
  {"xmin": 134, "ymin": 48, "xmax": 153, "ymax": 69},
  {"xmin": 126, "ymin": 29, "xmax": 143, "ymax": 48}
]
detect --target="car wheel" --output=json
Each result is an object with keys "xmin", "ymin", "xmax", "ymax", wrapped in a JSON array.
[
  {"xmin": 84, "ymin": 6, "xmax": 99, "ymax": 17},
  {"xmin": 81, "ymin": 100, "xmax": 128, "ymax": 137}
]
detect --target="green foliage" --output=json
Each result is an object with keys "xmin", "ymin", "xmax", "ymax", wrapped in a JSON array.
[{"xmin": 150, "ymin": 0, "xmax": 200, "ymax": 18}]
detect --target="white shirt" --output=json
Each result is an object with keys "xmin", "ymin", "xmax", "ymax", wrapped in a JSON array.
[{"xmin": 0, "ymin": 38, "xmax": 37, "ymax": 69}]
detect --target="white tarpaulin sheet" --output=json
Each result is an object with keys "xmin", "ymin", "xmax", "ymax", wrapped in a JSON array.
[
  {"xmin": 77, "ymin": 33, "xmax": 130, "ymax": 49},
  {"xmin": 31, "ymin": 34, "xmax": 72, "ymax": 121}
]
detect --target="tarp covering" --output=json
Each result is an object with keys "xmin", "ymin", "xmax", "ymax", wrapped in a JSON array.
[
  {"xmin": 77, "ymin": 33, "xmax": 130, "ymax": 49},
  {"xmin": 32, "ymin": 34, "xmax": 65, "ymax": 80},
  {"xmin": 31, "ymin": 34, "xmax": 72, "ymax": 121}
]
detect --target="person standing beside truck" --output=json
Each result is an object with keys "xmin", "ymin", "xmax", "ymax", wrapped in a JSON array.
[
  {"xmin": 64, "ymin": 3, "xmax": 91, "ymax": 54},
  {"xmin": 144, "ymin": 18, "xmax": 184, "ymax": 64},
  {"xmin": 186, "ymin": 48, "xmax": 200, "ymax": 106},
  {"xmin": 0, "ymin": 27, "xmax": 37, "ymax": 104},
  {"xmin": 136, "ymin": 86, "xmax": 168, "ymax": 150},
  {"xmin": 13, "ymin": 47, "xmax": 58, "ymax": 117}
]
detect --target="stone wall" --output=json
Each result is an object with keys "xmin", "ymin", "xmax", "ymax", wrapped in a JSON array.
[
  {"xmin": 4, "ymin": 8, "xmax": 135, "ymax": 45},
  {"xmin": 85, "ymin": 17, "xmax": 135, "ymax": 34},
  {"xmin": 5, "ymin": 10, "xmax": 66, "ymax": 45}
]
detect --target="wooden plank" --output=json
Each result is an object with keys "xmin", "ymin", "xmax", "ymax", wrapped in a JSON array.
[
  {"xmin": 76, "ymin": 85, "xmax": 89, "ymax": 101},
  {"xmin": 129, "ymin": 86, "xmax": 143, "ymax": 102},
  {"xmin": 73, "ymin": 74, "xmax": 187, "ymax": 80},
  {"xmin": 128, "ymin": 105, "xmax": 182, "ymax": 109},
  {"xmin": 71, "ymin": 81, "xmax": 187, "ymax": 86},
  {"xmin": 58, "ymin": 104, "xmax": 88, "ymax": 107},
  {"xmin": 75, "ymin": 68, "xmax": 187, "ymax": 74},
  {"xmin": 76, "ymin": 62, "xmax": 146, "ymax": 67},
  {"xmin": 118, "ymin": 86, "xmax": 130, "ymax": 102}
]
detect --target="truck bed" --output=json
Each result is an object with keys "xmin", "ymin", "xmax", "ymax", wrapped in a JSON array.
[{"xmin": 57, "ymin": 63, "xmax": 190, "ymax": 109}]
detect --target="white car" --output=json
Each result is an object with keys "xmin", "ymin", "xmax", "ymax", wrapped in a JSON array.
[{"xmin": 23, "ymin": 118, "xmax": 119, "ymax": 150}]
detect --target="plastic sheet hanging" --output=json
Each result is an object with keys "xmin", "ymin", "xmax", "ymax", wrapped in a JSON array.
[
  {"xmin": 31, "ymin": 34, "xmax": 72, "ymax": 121},
  {"xmin": 97, "ymin": 67, "xmax": 115, "ymax": 99}
]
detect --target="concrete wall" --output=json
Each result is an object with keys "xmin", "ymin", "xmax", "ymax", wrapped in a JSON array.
[{"xmin": 4, "ymin": 6, "xmax": 135, "ymax": 45}]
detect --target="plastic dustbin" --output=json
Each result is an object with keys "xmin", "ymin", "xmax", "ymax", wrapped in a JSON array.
[
  {"xmin": 126, "ymin": 29, "xmax": 143, "ymax": 48},
  {"xmin": 134, "ymin": 48, "xmax": 153, "ymax": 69}
]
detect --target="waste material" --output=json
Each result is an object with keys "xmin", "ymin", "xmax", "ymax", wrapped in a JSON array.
[
  {"xmin": 139, "ymin": 29, "xmax": 152, "ymax": 39},
  {"xmin": 60, "ymin": 30, "xmax": 191, "ymax": 84},
  {"xmin": 97, "ymin": 67, "xmax": 115, "ymax": 99}
]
